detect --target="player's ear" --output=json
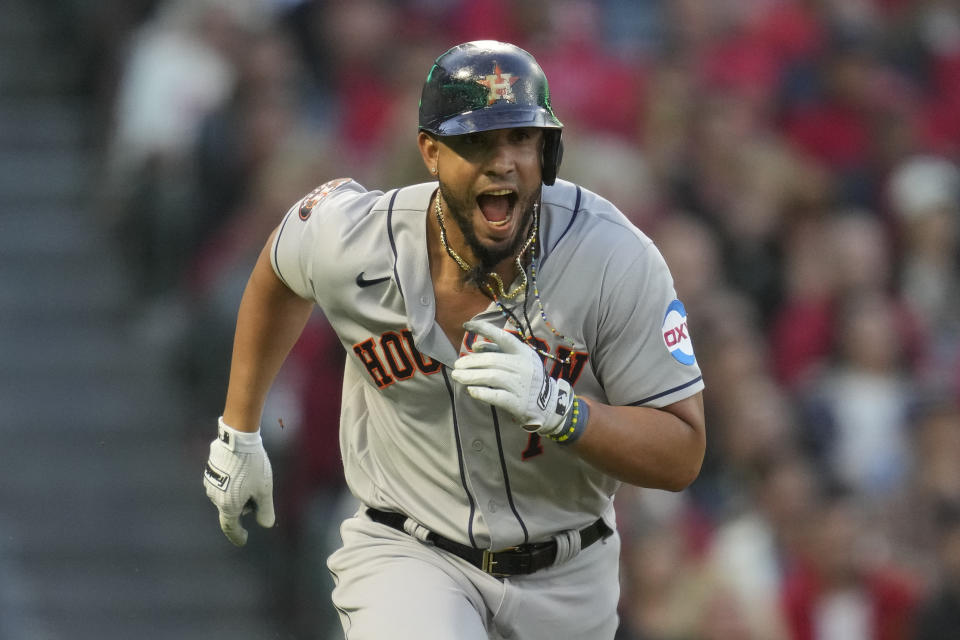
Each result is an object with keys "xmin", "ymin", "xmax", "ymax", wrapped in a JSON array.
[{"xmin": 417, "ymin": 131, "xmax": 440, "ymax": 177}]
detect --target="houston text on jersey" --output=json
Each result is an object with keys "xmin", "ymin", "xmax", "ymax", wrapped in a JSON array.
[{"xmin": 351, "ymin": 328, "xmax": 590, "ymax": 390}]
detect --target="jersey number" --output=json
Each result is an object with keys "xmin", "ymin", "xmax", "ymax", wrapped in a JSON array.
[{"xmin": 521, "ymin": 433, "xmax": 544, "ymax": 460}]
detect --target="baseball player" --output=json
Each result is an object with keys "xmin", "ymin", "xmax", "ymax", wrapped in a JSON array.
[{"xmin": 204, "ymin": 40, "xmax": 706, "ymax": 639}]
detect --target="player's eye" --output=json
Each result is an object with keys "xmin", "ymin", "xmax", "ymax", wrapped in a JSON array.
[{"xmin": 509, "ymin": 128, "xmax": 541, "ymax": 146}]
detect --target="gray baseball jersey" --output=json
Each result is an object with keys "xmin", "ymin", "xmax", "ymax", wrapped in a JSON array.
[{"xmin": 271, "ymin": 177, "xmax": 703, "ymax": 551}]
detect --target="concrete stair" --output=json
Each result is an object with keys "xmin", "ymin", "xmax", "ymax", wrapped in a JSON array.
[{"xmin": 0, "ymin": 1, "xmax": 281, "ymax": 637}]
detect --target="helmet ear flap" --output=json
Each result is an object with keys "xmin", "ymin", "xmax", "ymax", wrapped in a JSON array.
[{"xmin": 542, "ymin": 130, "xmax": 563, "ymax": 186}]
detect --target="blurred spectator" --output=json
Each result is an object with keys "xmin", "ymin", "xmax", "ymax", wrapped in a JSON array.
[
  {"xmin": 355, "ymin": 37, "xmax": 450, "ymax": 189},
  {"xmin": 780, "ymin": 30, "xmax": 884, "ymax": 208},
  {"xmin": 887, "ymin": 154, "xmax": 960, "ymax": 393},
  {"xmin": 693, "ymin": 584, "xmax": 767, "ymax": 640},
  {"xmin": 912, "ymin": 400, "xmax": 960, "ymax": 509},
  {"xmin": 652, "ymin": 211, "xmax": 725, "ymax": 304},
  {"xmin": 641, "ymin": 60, "xmax": 697, "ymax": 193},
  {"xmin": 190, "ymin": 27, "xmax": 313, "ymax": 257},
  {"xmin": 888, "ymin": 155, "xmax": 960, "ymax": 331},
  {"xmin": 768, "ymin": 207, "xmax": 925, "ymax": 389},
  {"xmin": 317, "ymin": 0, "xmax": 404, "ymax": 163},
  {"xmin": 686, "ymin": 288, "xmax": 771, "ymax": 515},
  {"xmin": 560, "ymin": 133, "xmax": 661, "ymax": 228},
  {"xmin": 532, "ymin": 0, "xmax": 647, "ymax": 138},
  {"xmin": 768, "ymin": 216, "xmax": 838, "ymax": 388},
  {"xmin": 669, "ymin": 85, "xmax": 830, "ymax": 323},
  {"xmin": 894, "ymin": 399, "xmax": 960, "ymax": 565},
  {"xmin": 598, "ymin": 0, "xmax": 668, "ymax": 60},
  {"xmin": 913, "ymin": 500, "xmax": 960, "ymax": 639},
  {"xmin": 156, "ymin": 21, "xmax": 333, "ymax": 416},
  {"xmin": 829, "ymin": 208, "xmax": 894, "ymax": 293},
  {"xmin": 830, "ymin": 209, "xmax": 927, "ymax": 368},
  {"xmin": 444, "ymin": 0, "xmax": 529, "ymax": 45},
  {"xmin": 704, "ymin": 453, "xmax": 818, "ymax": 640},
  {"xmin": 914, "ymin": 0, "xmax": 960, "ymax": 156},
  {"xmin": 106, "ymin": 1, "xmax": 250, "ymax": 171},
  {"xmin": 102, "ymin": 0, "xmax": 267, "ymax": 299},
  {"xmin": 799, "ymin": 290, "xmax": 918, "ymax": 499},
  {"xmin": 781, "ymin": 488, "xmax": 921, "ymax": 640},
  {"xmin": 177, "ymin": 128, "xmax": 334, "ymax": 422},
  {"xmin": 713, "ymin": 374, "xmax": 800, "ymax": 509},
  {"xmin": 616, "ymin": 501, "xmax": 713, "ymax": 640}
]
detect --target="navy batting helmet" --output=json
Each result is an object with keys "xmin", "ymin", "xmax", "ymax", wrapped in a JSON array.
[{"xmin": 419, "ymin": 40, "xmax": 564, "ymax": 185}]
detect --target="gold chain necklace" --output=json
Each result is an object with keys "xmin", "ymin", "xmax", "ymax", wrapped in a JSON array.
[{"xmin": 433, "ymin": 193, "xmax": 535, "ymax": 300}]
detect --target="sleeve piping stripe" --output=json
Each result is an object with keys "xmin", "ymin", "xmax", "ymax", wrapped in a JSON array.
[
  {"xmin": 628, "ymin": 376, "xmax": 703, "ymax": 407},
  {"xmin": 386, "ymin": 188, "xmax": 404, "ymax": 301},
  {"xmin": 272, "ymin": 208, "xmax": 295, "ymax": 289},
  {"xmin": 542, "ymin": 185, "xmax": 581, "ymax": 269}
]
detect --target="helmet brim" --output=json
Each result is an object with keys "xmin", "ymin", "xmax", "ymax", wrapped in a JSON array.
[{"xmin": 424, "ymin": 105, "xmax": 562, "ymax": 137}]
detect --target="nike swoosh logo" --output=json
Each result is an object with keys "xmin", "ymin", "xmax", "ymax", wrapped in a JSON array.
[{"xmin": 356, "ymin": 272, "xmax": 392, "ymax": 288}]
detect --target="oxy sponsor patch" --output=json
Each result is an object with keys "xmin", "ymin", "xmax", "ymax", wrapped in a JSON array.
[
  {"xmin": 662, "ymin": 299, "xmax": 695, "ymax": 365},
  {"xmin": 299, "ymin": 177, "xmax": 351, "ymax": 220}
]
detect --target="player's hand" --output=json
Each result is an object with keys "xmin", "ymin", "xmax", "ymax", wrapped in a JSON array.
[
  {"xmin": 452, "ymin": 320, "xmax": 573, "ymax": 435},
  {"xmin": 203, "ymin": 417, "xmax": 275, "ymax": 546}
]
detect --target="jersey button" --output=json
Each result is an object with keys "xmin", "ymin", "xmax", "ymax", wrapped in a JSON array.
[
  {"xmin": 419, "ymin": 295, "xmax": 429, "ymax": 306},
  {"xmin": 488, "ymin": 500, "xmax": 500, "ymax": 513},
  {"xmin": 471, "ymin": 439, "xmax": 483, "ymax": 452}
]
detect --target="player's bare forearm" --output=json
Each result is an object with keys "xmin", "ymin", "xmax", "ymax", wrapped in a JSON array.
[
  {"xmin": 222, "ymin": 229, "xmax": 314, "ymax": 432},
  {"xmin": 572, "ymin": 393, "xmax": 705, "ymax": 490}
]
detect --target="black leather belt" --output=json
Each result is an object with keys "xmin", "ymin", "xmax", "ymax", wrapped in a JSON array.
[{"xmin": 366, "ymin": 507, "xmax": 611, "ymax": 578}]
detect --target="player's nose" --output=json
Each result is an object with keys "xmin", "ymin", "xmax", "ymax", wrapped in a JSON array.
[{"xmin": 483, "ymin": 138, "xmax": 518, "ymax": 176}]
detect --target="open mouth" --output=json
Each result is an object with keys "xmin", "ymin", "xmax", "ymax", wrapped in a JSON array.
[{"xmin": 476, "ymin": 189, "xmax": 517, "ymax": 227}]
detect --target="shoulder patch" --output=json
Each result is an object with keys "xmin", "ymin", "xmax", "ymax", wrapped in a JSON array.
[
  {"xmin": 299, "ymin": 178, "xmax": 352, "ymax": 220},
  {"xmin": 662, "ymin": 300, "xmax": 696, "ymax": 365}
]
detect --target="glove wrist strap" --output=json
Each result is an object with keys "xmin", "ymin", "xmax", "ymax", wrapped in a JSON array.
[
  {"xmin": 217, "ymin": 416, "xmax": 263, "ymax": 453},
  {"xmin": 547, "ymin": 396, "xmax": 589, "ymax": 445}
]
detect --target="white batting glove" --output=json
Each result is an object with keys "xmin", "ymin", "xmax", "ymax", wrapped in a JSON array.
[
  {"xmin": 203, "ymin": 417, "xmax": 275, "ymax": 546},
  {"xmin": 452, "ymin": 320, "xmax": 573, "ymax": 435}
]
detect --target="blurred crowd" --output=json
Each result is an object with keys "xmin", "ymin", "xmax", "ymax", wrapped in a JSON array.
[{"xmin": 59, "ymin": 0, "xmax": 960, "ymax": 637}]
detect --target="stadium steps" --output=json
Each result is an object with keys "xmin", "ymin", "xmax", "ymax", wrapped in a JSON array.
[{"xmin": 0, "ymin": 1, "xmax": 278, "ymax": 638}]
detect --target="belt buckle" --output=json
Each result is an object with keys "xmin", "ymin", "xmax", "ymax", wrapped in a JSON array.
[{"xmin": 481, "ymin": 547, "xmax": 517, "ymax": 577}]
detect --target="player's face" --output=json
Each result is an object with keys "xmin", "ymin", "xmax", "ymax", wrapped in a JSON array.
[{"xmin": 435, "ymin": 128, "xmax": 543, "ymax": 269}]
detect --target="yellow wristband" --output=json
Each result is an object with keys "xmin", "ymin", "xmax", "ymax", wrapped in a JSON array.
[{"xmin": 548, "ymin": 396, "xmax": 589, "ymax": 445}]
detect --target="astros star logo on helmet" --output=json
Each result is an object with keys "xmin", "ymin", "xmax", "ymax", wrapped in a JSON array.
[{"xmin": 479, "ymin": 64, "xmax": 519, "ymax": 104}]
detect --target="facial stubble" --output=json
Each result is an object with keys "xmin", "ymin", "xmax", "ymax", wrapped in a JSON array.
[{"xmin": 438, "ymin": 184, "xmax": 539, "ymax": 290}]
